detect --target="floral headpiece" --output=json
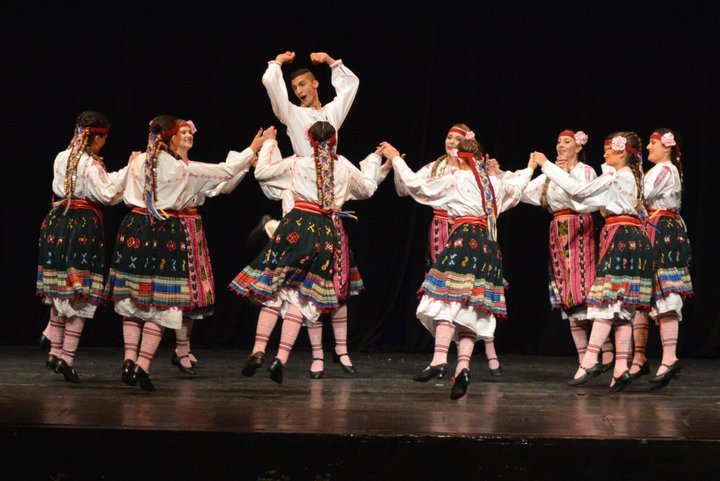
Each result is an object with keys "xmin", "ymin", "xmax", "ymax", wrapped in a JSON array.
[
  {"xmin": 605, "ymin": 135, "xmax": 639, "ymax": 158},
  {"xmin": 650, "ymin": 132, "xmax": 680, "ymax": 159},
  {"xmin": 559, "ymin": 130, "xmax": 588, "ymax": 146}
]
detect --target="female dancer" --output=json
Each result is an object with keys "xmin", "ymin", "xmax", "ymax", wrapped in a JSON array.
[
  {"xmin": 628, "ymin": 128, "xmax": 692, "ymax": 388},
  {"xmin": 394, "ymin": 124, "xmax": 504, "ymax": 375},
  {"xmin": 36, "ymin": 110, "xmax": 129, "ymax": 383},
  {"xmin": 165, "ymin": 119, "xmax": 252, "ymax": 374},
  {"xmin": 229, "ymin": 121, "xmax": 381, "ymax": 383},
  {"xmin": 520, "ymin": 129, "xmax": 614, "ymax": 373},
  {"xmin": 386, "ymin": 135, "xmax": 534, "ymax": 399},
  {"xmin": 104, "ymin": 115, "xmax": 263, "ymax": 391}
]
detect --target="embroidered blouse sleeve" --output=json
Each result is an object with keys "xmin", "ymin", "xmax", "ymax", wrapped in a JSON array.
[
  {"xmin": 254, "ymin": 139, "xmax": 294, "ymax": 191},
  {"xmin": 345, "ymin": 153, "xmax": 380, "ymax": 201},
  {"xmin": 394, "ymin": 161, "xmax": 432, "ymax": 197},
  {"xmin": 643, "ymin": 164, "xmax": 674, "ymax": 201},
  {"xmin": 185, "ymin": 147, "xmax": 255, "ymax": 195},
  {"xmin": 86, "ymin": 160, "xmax": 129, "ymax": 205},
  {"xmin": 519, "ymin": 173, "xmax": 546, "ymax": 206},
  {"xmin": 392, "ymin": 156, "xmax": 452, "ymax": 207},
  {"xmin": 494, "ymin": 167, "xmax": 533, "ymax": 213},
  {"xmin": 541, "ymin": 161, "xmax": 616, "ymax": 207}
]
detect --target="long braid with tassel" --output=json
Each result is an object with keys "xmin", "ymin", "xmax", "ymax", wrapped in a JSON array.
[{"xmin": 143, "ymin": 131, "xmax": 165, "ymax": 222}]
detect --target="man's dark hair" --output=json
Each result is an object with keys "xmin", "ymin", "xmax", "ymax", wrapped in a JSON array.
[{"xmin": 289, "ymin": 68, "xmax": 315, "ymax": 81}]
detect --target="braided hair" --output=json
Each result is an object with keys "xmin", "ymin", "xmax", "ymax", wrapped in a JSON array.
[
  {"xmin": 308, "ymin": 121, "xmax": 338, "ymax": 211},
  {"xmin": 143, "ymin": 115, "xmax": 183, "ymax": 221},
  {"xmin": 457, "ymin": 138, "xmax": 498, "ymax": 240},
  {"xmin": 64, "ymin": 111, "xmax": 110, "ymax": 207},
  {"xmin": 608, "ymin": 131, "xmax": 644, "ymax": 213}
]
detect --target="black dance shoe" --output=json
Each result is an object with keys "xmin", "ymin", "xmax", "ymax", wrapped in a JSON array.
[
  {"xmin": 332, "ymin": 352, "xmax": 357, "ymax": 374},
  {"xmin": 38, "ymin": 334, "xmax": 51, "ymax": 350},
  {"xmin": 133, "ymin": 365, "xmax": 156, "ymax": 392},
  {"xmin": 172, "ymin": 354, "xmax": 196, "ymax": 375},
  {"xmin": 649, "ymin": 361, "xmax": 681, "ymax": 389},
  {"xmin": 450, "ymin": 369, "xmax": 471, "ymax": 400},
  {"xmin": 241, "ymin": 351, "xmax": 265, "ymax": 377},
  {"xmin": 121, "ymin": 359, "xmax": 137, "ymax": 386},
  {"xmin": 609, "ymin": 370, "xmax": 632, "ymax": 394},
  {"xmin": 413, "ymin": 363, "xmax": 448, "ymax": 382},
  {"xmin": 46, "ymin": 354, "xmax": 59, "ymax": 370},
  {"xmin": 172, "ymin": 350, "xmax": 198, "ymax": 369},
  {"xmin": 309, "ymin": 358, "xmax": 324, "ymax": 379},
  {"xmin": 268, "ymin": 358, "xmax": 284, "ymax": 384},
  {"xmin": 629, "ymin": 361, "xmax": 650, "ymax": 379},
  {"xmin": 567, "ymin": 363, "xmax": 602, "ymax": 386},
  {"xmin": 487, "ymin": 357, "xmax": 502, "ymax": 377},
  {"xmin": 54, "ymin": 359, "xmax": 81, "ymax": 384}
]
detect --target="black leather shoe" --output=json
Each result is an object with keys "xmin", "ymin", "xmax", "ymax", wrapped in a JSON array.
[
  {"xmin": 649, "ymin": 361, "xmax": 681, "ymax": 389},
  {"xmin": 241, "ymin": 351, "xmax": 265, "ymax": 377},
  {"xmin": 46, "ymin": 354, "xmax": 59, "ymax": 370},
  {"xmin": 487, "ymin": 357, "xmax": 502, "ymax": 377},
  {"xmin": 567, "ymin": 363, "xmax": 602, "ymax": 386},
  {"xmin": 173, "ymin": 354, "xmax": 196, "ymax": 375},
  {"xmin": 38, "ymin": 334, "xmax": 51, "ymax": 350},
  {"xmin": 629, "ymin": 361, "xmax": 650, "ymax": 379},
  {"xmin": 54, "ymin": 359, "xmax": 81, "ymax": 384},
  {"xmin": 413, "ymin": 363, "xmax": 448, "ymax": 382},
  {"xmin": 268, "ymin": 358, "xmax": 284, "ymax": 384},
  {"xmin": 609, "ymin": 370, "xmax": 632, "ymax": 393},
  {"xmin": 133, "ymin": 365, "xmax": 156, "ymax": 392},
  {"xmin": 172, "ymin": 350, "xmax": 197, "ymax": 368},
  {"xmin": 450, "ymin": 369, "xmax": 471, "ymax": 400},
  {"xmin": 332, "ymin": 352, "xmax": 357, "ymax": 374},
  {"xmin": 309, "ymin": 358, "xmax": 324, "ymax": 379},
  {"xmin": 121, "ymin": 359, "xmax": 137, "ymax": 386}
]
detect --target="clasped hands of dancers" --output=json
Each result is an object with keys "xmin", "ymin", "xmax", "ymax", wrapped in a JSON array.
[{"xmin": 35, "ymin": 51, "xmax": 692, "ymax": 400}]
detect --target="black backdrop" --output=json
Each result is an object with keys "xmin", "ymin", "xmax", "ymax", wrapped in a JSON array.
[{"xmin": 4, "ymin": 3, "xmax": 719, "ymax": 359}]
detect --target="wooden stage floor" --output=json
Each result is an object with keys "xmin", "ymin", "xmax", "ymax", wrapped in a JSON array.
[{"xmin": 1, "ymin": 345, "xmax": 719, "ymax": 480}]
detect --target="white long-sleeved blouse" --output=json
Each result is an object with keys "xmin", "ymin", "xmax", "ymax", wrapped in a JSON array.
[
  {"xmin": 643, "ymin": 161, "xmax": 682, "ymax": 211},
  {"xmin": 541, "ymin": 161, "xmax": 641, "ymax": 216},
  {"xmin": 255, "ymin": 139, "xmax": 380, "ymax": 207},
  {"xmin": 123, "ymin": 148, "xmax": 255, "ymax": 211},
  {"xmin": 521, "ymin": 162, "xmax": 598, "ymax": 214},
  {"xmin": 392, "ymin": 156, "xmax": 533, "ymax": 218},
  {"xmin": 51, "ymin": 150, "xmax": 128, "ymax": 205}
]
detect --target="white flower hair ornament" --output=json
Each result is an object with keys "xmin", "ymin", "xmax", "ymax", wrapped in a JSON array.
[
  {"xmin": 185, "ymin": 120, "xmax": 198, "ymax": 135},
  {"xmin": 574, "ymin": 131, "xmax": 588, "ymax": 146},
  {"xmin": 448, "ymin": 148, "xmax": 459, "ymax": 159},
  {"xmin": 610, "ymin": 136, "xmax": 627, "ymax": 152},
  {"xmin": 465, "ymin": 130, "xmax": 476, "ymax": 140},
  {"xmin": 660, "ymin": 132, "xmax": 676, "ymax": 147}
]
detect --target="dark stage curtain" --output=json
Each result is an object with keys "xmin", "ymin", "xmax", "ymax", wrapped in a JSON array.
[{"xmin": 4, "ymin": 3, "xmax": 719, "ymax": 359}]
